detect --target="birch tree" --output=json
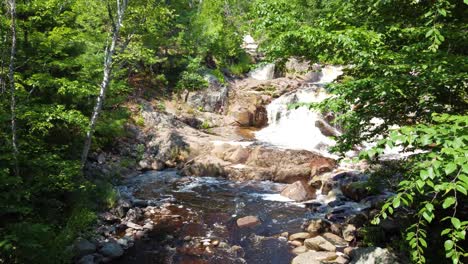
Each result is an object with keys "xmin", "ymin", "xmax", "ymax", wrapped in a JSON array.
[
  {"xmin": 7, "ymin": 0, "xmax": 18, "ymax": 176},
  {"xmin": 81, "ymin": 0, "xmax": 129, "ymax": 167}
]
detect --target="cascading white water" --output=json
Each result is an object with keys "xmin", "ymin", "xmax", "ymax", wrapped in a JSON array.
[
  {"xmin": 249, "ymin": 63, "xmax": 276, "ymax": 80},
  {"xmin": 255, "ymin": 66, "xmax": 343, "ymax": 155}
]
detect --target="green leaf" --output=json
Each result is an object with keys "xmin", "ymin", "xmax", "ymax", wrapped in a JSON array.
[
  {"xmin": 423, "ymin": 211, "xmax": 433, "ymax": 223},
  {"xmin": 451, "ymin": 218, "xmax": 461, "ymax": 229},
  {"xmin": 442, "ymin": 197, "xmax": 456, "ymax": 209},
  {"xmin": 419, "ymin": 238, "xmax": 427, "ymax": 248},
  {"xmin": 444, "ymin": 240, "xmax": 454, "ymax": 250},
  {"xmin": 445, "ymin": 163, "xmax": 457, "ymax": 175}
]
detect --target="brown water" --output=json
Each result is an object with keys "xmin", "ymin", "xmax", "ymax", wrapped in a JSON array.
[{"xmin": 112, "ymin": 170, "xmax": 368, "ymax": 264}]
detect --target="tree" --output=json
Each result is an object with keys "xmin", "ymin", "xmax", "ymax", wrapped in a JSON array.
[
  {"xmin": 7, "ymin": 0, "xmax": 18, "ymax": 176},
  {"xmin": 81, "ymin": 0, "xmax": 129, "ymax": 167}
]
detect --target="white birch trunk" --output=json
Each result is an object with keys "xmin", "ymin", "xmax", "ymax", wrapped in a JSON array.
[
  {"xmin": 8, "ymin": 0, "xmax": 19, "ymax": 176},
  {"xmin": 81, "ymin": 0, "xmax": 129, "ymax": 167}
]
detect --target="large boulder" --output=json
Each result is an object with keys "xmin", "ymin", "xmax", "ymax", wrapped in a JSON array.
[
  {"xmin": 307, "ymin": 219, "xmax": 331, "ymax": 236},
  {"xmin": 350, "ymin": 247, "xmax": 400, "ymax": 264},
  {"xmin": 249, "ymin": 63, "xmax": 275, "ymax": 81},
  {"xmin": 184, "ymin": 74, "xmax": 229, "ymax": 113},
  {"xmin": 281, "ymin": 181, "xmax": 316, "ymax": 202}
]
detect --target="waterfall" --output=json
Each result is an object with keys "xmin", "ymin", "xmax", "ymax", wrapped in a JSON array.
[{"xmin": 255, "ymin": 66, "xmax": 343, "ymax": 155}]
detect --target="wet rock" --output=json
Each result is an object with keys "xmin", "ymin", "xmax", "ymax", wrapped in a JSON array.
[
  {"xmin": 341, "ymin": 182, "xmax": 371, "ymax": 202},
  {"xmin": 305, "ymin": 236, "xmax": 337, "ymax": 252},
  {"xmin": 343, "ymin": 225, "xmax": 357, "ymax": 242},
  {"xmin": 77, "ymin": 255, "xmax": 94, "ymax": 264},
  {"xmin": 345, "ymin": 213, "xmax": 368, "ymax": 228},
  {"xmin": 212, "ymin": 240, "xmax": 220, "ymax": 246},
  {"xmin": 73, "ymin": 238, "xmax": 96, "ymax": 257},
  {"xmin": 230, "ymin": 245, "xmax": 245, "ymax": 258},
  {"xmin": 281, "ymin": 181, "xmax": 316, "ymax": 202},
  {"xmin": 289, "ymin": 232, "xmax": 312, "ymax": 241},
  {"xmin": 183, "ymin": 236, "xmax": 192, "ymax": 241},
  {"xmin": 100, "ymin": 242, "xmax": 124, "ymax": 258},
  {"xmin": 322, "ymin": 232, "xmax": 348, "ymax": 247},
  {"xmin": 307, "ymin": 219, "xmax": 331, "ymax": 236},
  {"xmin": 292, "ymin": 251, "xmax": 338, "ymax": 264},
  {"xmin": 350, "ymin": 247, "xmax": 400, "ymax": 264},
  {"xmin": 330, "ymin": 223, "xmax": 343, "ymax": 236},
  {"xmin": 321, "ymin": 182, "xmax": 334, "ymax": 195},
  {"xmin": 237, "ymin": 216, "xmax": 261, "ymax": 228},
  {"xmin": 228, "ymin": 91, "xmax": 270, "ymax": 127}
]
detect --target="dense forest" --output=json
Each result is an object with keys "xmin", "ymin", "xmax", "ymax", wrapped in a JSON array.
[{"xmin": 0, "ymin": 0, "xmax": 466, "ymax": 264}]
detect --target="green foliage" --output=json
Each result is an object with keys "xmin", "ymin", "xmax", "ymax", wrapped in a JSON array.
[
  {"xmin": 369, "ymin": 114, "xmax": 468, "ymax": 263},
  {"xmin": 260, "ymin": 0, "xmax": 467, "ymax": 263}
]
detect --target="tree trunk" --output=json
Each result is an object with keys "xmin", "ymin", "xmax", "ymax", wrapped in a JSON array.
[
  {"xmin": 8, "ymin": 0, "xmax": 19, "ymax": 176},
  {"xmin": 81, "ymin": 0, "xmax": 129, "ymax": 168}
]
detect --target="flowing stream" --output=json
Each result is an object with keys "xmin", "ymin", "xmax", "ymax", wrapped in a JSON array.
[{"xmin": 112, "ymin": 65, "xmax": 369, "ymax": 264}]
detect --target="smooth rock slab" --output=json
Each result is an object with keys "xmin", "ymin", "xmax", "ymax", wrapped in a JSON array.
[
  {"xmin": 100, "ymin": 242, "xmax": 124, "ymax": 258},
  {"xmin": 292, "ymin": 251, "xmax": 338, "ymax": 264},
  {"xmin": 305, "ymin": 236, "xmax": 337, "ymax": 252},
  {"xmin": 237, "ymin": 215, "xmax": 261, "ymax": 228}
]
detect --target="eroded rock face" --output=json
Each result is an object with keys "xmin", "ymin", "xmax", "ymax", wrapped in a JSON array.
[
  {"xmin": 281, "ymin": 181, "xmax": 316, "ymax": 202},
  {"xmin": 183, "ymin": 75, "xmax": 229, "ymax": 113},
  {"xmin": 228, "ymin": 91, "xmax": 270, "ymax": 127}
]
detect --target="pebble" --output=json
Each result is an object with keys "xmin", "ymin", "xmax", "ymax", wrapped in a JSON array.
[{"xmin": 183, "ymin": 236, "xmax": 192, "ymax": 241}]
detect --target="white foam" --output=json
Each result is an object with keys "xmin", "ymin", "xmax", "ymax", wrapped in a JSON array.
[{"xmin": 255, "ymin": 65, "xmax": 343, "ymax": 154}]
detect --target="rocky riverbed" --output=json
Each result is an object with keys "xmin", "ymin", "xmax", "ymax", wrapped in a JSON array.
[{"xmin": 77, "ymin": 62, "xmax": 404, "ymax": 264}]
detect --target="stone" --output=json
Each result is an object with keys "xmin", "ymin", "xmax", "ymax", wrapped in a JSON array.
[
  {"xmin": 307, "ymin": 219, "xmax": 331, "ymax": 236},
  {"xmin": 330, "ymin": 223, "xmax": 343, "ymax": 236},
  {"xmin": 289, "ymin": 232, "xmax": 312, "ymax": 241},
  {"xmin": 77, "ymin": 255, "xmax": 94, "ymax": 264},
  {"xmin": 322, "ymin": 232, "xmax": 348, "ymax": 247},
  {"xmin": 350, "ymin": 247, "xmax": 400, "ymax": 264},
  {"xmin": 289, "ymin": 240, "xmax": 303, "ymax": 247},
  {"xmin": 343, "ymin": 247, "xmax": 355, "ymax": 256},
  {"xmin": 280, "ymin": 232, "xmax": 289, "ymax": 238},
  {"xmin": 343, "ymin": 225, "xmax": 357, "ymax": 242},
  {"xmin": 183, "ymin": 236, "xmax": 192, "ymax": 241},
  {"xmin": 345, "ymin": 213, "xmax": 368, "ymax": 228},
  {"xmin": 143, "ymin": 223, "xmax": 154, "ymax": 230},
  {"xmin": 226, "ymin": 146, "xmax": 250, "ymax": 164},
  {"xmin": 332, "ymin": 256, "xmax": 350, "ymax": 264},
  {"xmin": 74, "ymin": 238, "xmax": 96, "ymax": 257},
  {"xmin": 100, "ymin": 242, "xmax": 124, "ymax": 258},
  {"xmin": 212, "ymin": 240, "xmax": 220, "ymax": 246},
  {"xmin": 237, "ymin": 216, "xmax": 261, "ymax": 228},
  {"xmin": 126, "ymin": 222, "xmax": 143, "ymax": 230},
  {"xmin": 280, "ymin": 181, "xmax": 316, "ymax": 202},
  {"xmin": 292, "ymin": 246, "xmax": 308, "ymax": 254},
  {"xmin": 305, "ymin": 236, "xmax": 337, "ymax": 252},
  {"xmin": 292, "ymin": 251, "xmax": 338, "ymax": 264}
]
